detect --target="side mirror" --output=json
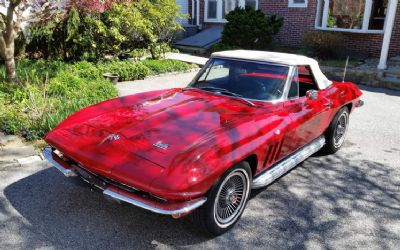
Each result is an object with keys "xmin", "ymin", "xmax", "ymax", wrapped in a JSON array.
[{"xmin": 306, "ymin": 90, "xmax": 318, "ymax": 100}]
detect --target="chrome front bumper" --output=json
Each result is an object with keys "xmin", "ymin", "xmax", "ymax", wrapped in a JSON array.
[
  {"xmin": 43, "ymin": 147, "xmax": 77, "ymax": 177},
  {"xmin": 43, "ymin": 146, "xmax": 206, "ymax": 217}
]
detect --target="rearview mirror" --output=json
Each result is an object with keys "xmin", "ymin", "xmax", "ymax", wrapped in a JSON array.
[{"xmin": 306, "ymin": 90, "xmax": 318, "ymax": 100}]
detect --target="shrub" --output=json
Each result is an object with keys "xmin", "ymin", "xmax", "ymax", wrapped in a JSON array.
[
  {"xmin": 148, "ymin": 43, "xmax": 180, "ymax": 60},
  {"xmin": 303, "ymin": 31, "xmax": 344, "ymax": 59},
  {"xmin": 141, "ymin": 59, "xmax": 192, "ymax": 74},
  {"xmin": 0, "ymin": 59, "xmax": 67, "ymax": 85},
  {"xmin": 26, "ymin": 0, "xmax": 184, "ymax": 61},
  {"xmin": 221, "ymin": 7, "xmax": 283, "ymax": 50},
  {"xmin": 127, "ymin": 49, "xmax": 149, "ymax": 61},
  {"xmin": 0, "ymin": 58, "xmax": 191, "ymax": 139},
  {"xmin": 0, "ymin": 61, "xmax": 118, "ymax": 140},
  {"xmin": 210, "ymin": 43, "xmax": 240, "ymax": 53},
  {"xmin": 97, "ymin": 61, "xmax": 151, "ymax": 81}
]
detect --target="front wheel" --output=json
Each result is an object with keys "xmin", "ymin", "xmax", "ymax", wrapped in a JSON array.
[
  {"xmin": 191, "ymin": 162, "xmax": 252, "ymax": 236},
  {"xmin": 324, "ymin": 106, "xmax": 350, "ymax": 154}
]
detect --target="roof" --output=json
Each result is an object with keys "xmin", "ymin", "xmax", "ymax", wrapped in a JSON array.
[
  {"xmin": 211, "ymin": 50, "xmax": 332, "ymax": 89},
  {"xmin": 211, "ymin": 50, "xmax": 318, "ymax": 66}
]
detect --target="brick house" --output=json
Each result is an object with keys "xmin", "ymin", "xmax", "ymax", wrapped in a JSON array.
[{"xmin": 179, "ymin": 0, "xmax": 399, "ymax": 70}]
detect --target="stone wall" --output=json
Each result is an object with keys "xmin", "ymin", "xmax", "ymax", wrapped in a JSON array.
[{"xmin": 321, "ymin": 66, "xmax": 400, "ymax": 90}]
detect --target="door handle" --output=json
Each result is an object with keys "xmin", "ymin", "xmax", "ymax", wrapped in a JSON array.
[{"xmin": 323, "ymin": 101, "xmax": 333, "ymax": 107}]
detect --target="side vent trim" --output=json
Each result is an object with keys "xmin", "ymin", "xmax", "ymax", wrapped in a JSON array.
[{"xmin": 252, "ymin": 136, "xmax": 325, "ymax": 189}]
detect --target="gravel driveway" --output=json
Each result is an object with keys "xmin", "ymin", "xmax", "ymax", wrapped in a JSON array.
[{"xmin": 0, "ymin": 81, "xmax": 399, "ymax": 249}]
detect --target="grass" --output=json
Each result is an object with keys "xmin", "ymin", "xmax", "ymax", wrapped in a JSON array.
[{"xmin": 0, "ymin": 59, "xmax": 193, "ymax": 140}]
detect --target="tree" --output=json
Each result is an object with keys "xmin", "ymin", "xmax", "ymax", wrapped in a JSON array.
[
  {"xmin": 0, "ymin": 0, "xmax": 61, "ymax": 82},
  {"xmin": 137, "ymin": 0, "xmax": 184, "ymax": 59}
]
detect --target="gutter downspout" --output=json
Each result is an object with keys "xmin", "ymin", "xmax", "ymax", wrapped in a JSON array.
[
  {"xmin": 378, "ymin": 0, "xmax": 399, "ymax": 70},
  {"xmin": 192, "ymin": 0, "xmax": 195, "ymax": 25},
  {"xmin": 196, "ymin": 0, "xmax": 200, "ymax": 28}
]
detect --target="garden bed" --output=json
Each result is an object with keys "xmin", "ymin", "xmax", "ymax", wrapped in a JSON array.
[{"xmin": 0, "ymin": 59, "xmax": 193, "ymax": 140}]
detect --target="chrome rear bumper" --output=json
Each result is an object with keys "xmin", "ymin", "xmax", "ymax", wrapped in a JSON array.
[{"xmin": 43, "ymin": 146, "xmax": 206, "ymax": 217}]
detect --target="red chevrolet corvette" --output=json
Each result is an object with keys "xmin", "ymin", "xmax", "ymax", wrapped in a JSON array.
[{"xmin": 44, "ymin": 50, "xmax": 363, "ymax": 235}]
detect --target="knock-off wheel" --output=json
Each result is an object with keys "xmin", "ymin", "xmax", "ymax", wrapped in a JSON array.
[
  {"xmin": 191, "ymin": 162, "xmax": 251, "ymax": 236},
  {"xmin": 324, "ymin": 106, "xmax": 350, "ymax": 154}
]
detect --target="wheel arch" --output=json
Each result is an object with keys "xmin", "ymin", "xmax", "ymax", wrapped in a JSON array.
[
  {"xmin": 345, "ymin": 102, "xmax": 353, "ymax": 113},
  {"xmin": 242, "ymin": 154, "xmax": 258, "ymax": 177}
]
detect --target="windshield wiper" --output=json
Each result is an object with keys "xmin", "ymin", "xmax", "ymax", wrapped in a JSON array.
[{"xmin": 197, "ymin": 87, "xmax": 256, "ymax": 107}]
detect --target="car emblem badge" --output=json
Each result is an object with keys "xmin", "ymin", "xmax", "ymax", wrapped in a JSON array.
[
  {"xmin": 111, "ymin": 134, "xmax": 120, "ymax": 141},
  {"xmin": 104, "ymin": 134, "xmax": 120, "ymax": 142},
  {"xmin": 100, "ymin": 134, "xmax": 121, "ymax": 145},
  {"xmin": 154, "ymin": 141, "xmax": 169, "ymax": 150}
]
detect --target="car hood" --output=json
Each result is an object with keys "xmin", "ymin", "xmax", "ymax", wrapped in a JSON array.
[{"xmin": 49, "ymin": 89, "xmax": 256, "ymax": 168}]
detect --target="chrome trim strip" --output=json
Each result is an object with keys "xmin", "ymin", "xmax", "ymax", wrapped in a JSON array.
[
  {"xmin": 103, "ymin": 188, "xmax": 207, "ymax": 215},
  {"xmin": 252, "ymin": 136, "xmax": 326, "ymax": 189},
  {"xmin": 43, "ymin": 146, "xmax": 77, "ymax": 177}
]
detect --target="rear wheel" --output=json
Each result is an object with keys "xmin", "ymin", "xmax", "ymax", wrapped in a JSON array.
[
  {"xmin": 191, "ymin": 162, "xmax": 252, "ymax": 236},
  {"xmin": 324, "ymin": 106, "xmax": 350, "ymax": 154}
]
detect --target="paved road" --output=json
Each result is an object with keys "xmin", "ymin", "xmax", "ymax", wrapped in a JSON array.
[{"xmin": 0, "ymin": 85, "xmax": 399, "ymax": 249}]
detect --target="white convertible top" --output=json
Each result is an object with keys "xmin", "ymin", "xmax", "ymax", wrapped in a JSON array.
[{"xmin": 211, "ymin": 50, "xmax": 332, "ymax": 89}]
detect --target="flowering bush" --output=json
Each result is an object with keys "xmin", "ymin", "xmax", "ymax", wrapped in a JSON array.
[{"xmin": 67, "ymin": 0, "xmax": 131, "ymax": 14}]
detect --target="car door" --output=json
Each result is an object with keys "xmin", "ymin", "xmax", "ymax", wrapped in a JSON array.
[{"xmin": 282, "ymin": 66, "xmax": 334, "ymax": 153}]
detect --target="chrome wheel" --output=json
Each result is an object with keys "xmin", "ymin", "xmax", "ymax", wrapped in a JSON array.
[
  {"xmin": 213, "ymin": 169, "xmax": 250, "ymax": 228},
  {"xmin": 333, "ymin": 111, "xmax": 349, "ymax": 148}
]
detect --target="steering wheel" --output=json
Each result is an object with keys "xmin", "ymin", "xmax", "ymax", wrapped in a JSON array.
[{"xmin": 244, "ymin": 80, "xmax": 271, "ymax": 100}]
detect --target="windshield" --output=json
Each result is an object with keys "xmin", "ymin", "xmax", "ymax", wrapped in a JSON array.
[{"xmin": 190, "ymin": 58, "xmax": 290, "ymax": 101}]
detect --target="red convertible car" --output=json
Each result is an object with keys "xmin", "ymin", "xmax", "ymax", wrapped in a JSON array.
[{"xmin": 44, "ymin": 50, "xmax": 363, "ymax": 235}]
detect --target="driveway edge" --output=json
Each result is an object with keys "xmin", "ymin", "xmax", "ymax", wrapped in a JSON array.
[{"xmin": 0, "ymin": 154, "xmax": 44, "ymax": 170}]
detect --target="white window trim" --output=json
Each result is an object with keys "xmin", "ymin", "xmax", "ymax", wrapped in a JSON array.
[
  {"xmin": 289, "ymin": 0, "xmax": 308, "ymax": 8},
  {"xmin": 315, "ymin": 0, "xmax": 387, "ymax": 33},
  {"xmin": 204, "ymin": 0, "xmax": 259, "ymax": 23}
]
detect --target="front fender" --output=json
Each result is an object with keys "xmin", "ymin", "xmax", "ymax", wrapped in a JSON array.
[{"xmin": 149, "ymin": 111, "xmax": 290, "ymax": 200}]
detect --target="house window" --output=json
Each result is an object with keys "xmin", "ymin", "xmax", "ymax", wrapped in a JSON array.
[
  {"xmin": 289, "ymin": 0, "xmax": 308, "ymax": 8},
  {"xmin": 316, "ymin": 0, "xmax": 388, "ymax": 33},
  {"xmin": 222, "ymin": 0, "xmax": 239, "ymax": 19},
  {"xmin": 245, "ymin": 0, "xmax": 258, "ymax": 9},
  {"xmin": 369, "ymin": 0, "xmax": 388, "ymax": 30},
  {"xmin": 205, "ymin": 0, "xmax": 258, "ymax": 22},
  {"xmin": 207, "ymin": 0, "xmax": 218, "ymax": 19}
]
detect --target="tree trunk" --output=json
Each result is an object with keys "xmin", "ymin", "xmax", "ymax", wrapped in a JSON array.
[
  {"xmin": 4, "ymin": 44, "xmax": 16, "ymax": 81},
  {"xmin": 0, "ymin": 0, "xmax": 23, "ymax": 83}
]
